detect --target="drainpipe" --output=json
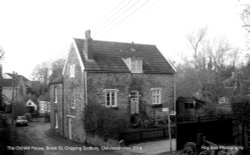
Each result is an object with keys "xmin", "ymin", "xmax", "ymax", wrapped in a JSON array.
[
  {"xmin": 62, "ymin": 78, "xmax": 65, "ymax": 137},
  {"xmin": 174, "ymin": 74, "xmax": 176, "ymax": 113},
  {"xmin": 84, "ymin": 71, "xmax": 88, "ymax": 106}
]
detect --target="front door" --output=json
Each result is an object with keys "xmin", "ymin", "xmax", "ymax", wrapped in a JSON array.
[
  {"xmin": 68, "ymin": 118, "xmax": 72, "ymax": 140},
  {"xmin": 130, "ymin": 91, "xmax": 139, "ymax": 114}
]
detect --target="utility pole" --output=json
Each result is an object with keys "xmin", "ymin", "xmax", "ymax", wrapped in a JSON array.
[
  {"xmin": 11, "ymin": 71, "xmax": 17, "ymax": 124},
  {"xmin": 162, "ymin": 107, "xmax": 172, "ymax": 152}
]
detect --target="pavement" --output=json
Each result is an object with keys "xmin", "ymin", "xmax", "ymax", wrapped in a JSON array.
[
  {"xmin": 15, "ymin": 122, "xmax": 121, "ymax": 155},
  {"xmin": 119, "ymin": 139, "xmax": 178, "ymax": 155},
  {"xmin": 5, "ymin": 121, "xmax": 180, "ymax": 155}
]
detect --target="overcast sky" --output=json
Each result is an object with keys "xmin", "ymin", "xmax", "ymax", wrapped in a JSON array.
[{"xmin": 0, "ymin": 0, "xmax": 248, "ymax": 79}]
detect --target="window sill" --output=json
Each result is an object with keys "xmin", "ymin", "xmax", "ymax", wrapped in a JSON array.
[
  {"xmin": 151, "ymin": 104, "xmax": 163, "ymax": 108},
  {"xmin": 106, "ymin": 106, "xmax": 119, "ymax": 110}
]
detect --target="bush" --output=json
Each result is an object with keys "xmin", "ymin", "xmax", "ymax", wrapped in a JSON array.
[
  {"xmin": 84, "ymin": 103, "xmax": 129, "ymax": 140},
  {"xmin": 231, "ymin": 95, "xmax": 250, "ymax": 125},
  {"xmin": 43, "ymin": 112, "xmax": 50, "ymax": 122},
  {"xmin": 24, "ymin": 113, "xmax": 32, "ymax": 122},
  {"xmin": 14, "ymin": 103, "xmax": 28, "ymax": 118},
  {"xmin": 196, "ymin": 102, "xmax": 230, "ymax": 117}
]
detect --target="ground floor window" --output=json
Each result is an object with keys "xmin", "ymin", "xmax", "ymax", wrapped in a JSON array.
[
  {"xmin": 151, "ymin": 88, "xmax": 162, "ymax": 104},
  {"xmin": 104, "ymin": 89, "xmax": 118, "ymax": 107}
]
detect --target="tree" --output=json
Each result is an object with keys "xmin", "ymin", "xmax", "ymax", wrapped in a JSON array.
[
  {"xmin": 0, "ymin": 46, "xmax": 5, "ymax": 61},
  {"xmin": 31, "ymin": 62, "xmax": 49, "ymax": 84},
  {"xmin": 30, "ymin": 59, "xmax": 65, "ymax": 101},
  {"xmin": 241, "ymin": 5, "xmax": 250, "ymax": 49},
  {"xmin": 49, "ymin": 58, "xmax": 65, "ymax": 82},
  {"xmin": 176, "ymin": 28, "xmax": 240, "ymax": 102}
]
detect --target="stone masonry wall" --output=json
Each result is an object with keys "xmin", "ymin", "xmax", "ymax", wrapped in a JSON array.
[
  {"xmin": 87, "ymin": 72, "xmax": 175, "ymax": 119},
  {"xmin": 59, "ymin": 42, "xmax": 175, "ymax": 143},
  {"xmin": 50, "ymin": 83, "xmax": 63, "ymax": 136},
  {"xmin": 63, "ymin": 45, "xmax": 86, "ymax": 143}
]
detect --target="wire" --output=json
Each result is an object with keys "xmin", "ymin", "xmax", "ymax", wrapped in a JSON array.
[
  {"xmin": 43, "ymin": 43, "xmax": 71, "ymax": 67},
  {"xmin": 91, "ymin": 0, "xmax": 127, "ymax": 30},
  {"xmin": 96, "ymin": 0, "xmax": 150, "ymax": 38},
  {"xmin": 94, "ymin": 0, "xmax": 140, "ymax": 35},
  {"xmin": 93, "ymin": 0, "xmax": 134, "ymax": 33}
]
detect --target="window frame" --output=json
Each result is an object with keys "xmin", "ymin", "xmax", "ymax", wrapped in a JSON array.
[
  {"xmin": 55, "ymin": 112, "xmax": 59, "ymax": 129},
  {"xmin": 104, "ymin": 89, "xmax": 118, "ymax": 107},
  {"xmin": 70, "ymin": 64, "xmax": 75, "ymax": 78},
  {"xmin": 131, "ymin": 59, "xmax": 142, "ymax": 73},
  {"xmin": 54, "ymin": 86, "xmax": 58, "ymax": 103},
  {"xmin": 151, "ymin": 88, "xmax": 162, "ymax": 105}
]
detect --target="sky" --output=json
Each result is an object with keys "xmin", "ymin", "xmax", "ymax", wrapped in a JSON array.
[{"xmin": 0, "ymin": 0, "xmax": 248, "ymax": 79}]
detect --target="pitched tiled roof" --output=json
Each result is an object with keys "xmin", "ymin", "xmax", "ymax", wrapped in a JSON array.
[
  {"xmin": 74, "ymin": 39, "xmax": 175, "ymax": 74},
  {"xmin": 0, "ymin": 79, "xmax": 13, "ymax": 87}
]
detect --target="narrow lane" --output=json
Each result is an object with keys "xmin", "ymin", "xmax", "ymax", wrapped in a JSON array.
[{"xmin": 16, "ymin": 122, "xmax": 123, "ymax": 155}]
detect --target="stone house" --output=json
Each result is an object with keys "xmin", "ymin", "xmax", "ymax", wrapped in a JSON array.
[
  {"xmin": 1, "ymin": 73, "xmax": 32, "ymax": 103},
  {"xmin": 49, "ymin": 30, "xmax": 176, "ymax": 143}
]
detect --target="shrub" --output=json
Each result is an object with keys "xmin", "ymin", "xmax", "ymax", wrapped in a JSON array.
[
  {"xmin": 231, "ymin": 95, "xmax": 250, "ymax": 146},
  {"xmin": 14, "ymin": 103, "xmax": 28, "ymax": 118},
  {"xmin": 43, "ymin": 112, "xmax": 50, "ymax": 122},
  {"xmin": 24, "ymin": 113, "xmax": 32, "ymax": 122},
  {"xmin": 231, "ymin": 95, "xmax": 250, "ymax": 125},
  {"xmin": 84, "ymin": 103, "xmax": 129, "ymax": 140},
  {"xmin": 196, "ymin": 102, "xmax": 230, "ymax": 117}
]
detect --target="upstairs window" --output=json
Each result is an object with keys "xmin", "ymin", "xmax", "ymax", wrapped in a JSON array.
[
  {"xmin": 54, "ymin": 86, "xmax": 58, "ymax": 103},
  {"xmin": 70, "ymin": 64, "xmax": 75, "ymax": 78},
  {"xmin": 131, "ymin": 59, "xmax": 142, "ymax": 73},
  {"xmin": 151, "ymin": 88, "xmax": 162, "ymax": 104},
  {"xmin": 122, "ymin": 58, "xmax": 143, "ymax": 73},
  {"xmin": 104, "ymin": 89, "xmax": 118, "ymax": 107}
]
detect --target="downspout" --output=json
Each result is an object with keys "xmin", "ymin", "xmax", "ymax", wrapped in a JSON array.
[
  {"xmin": 62, "ymin": 78, "xmax": 65, "ymax": 137},
  {"xmin": 174, "ymin": 74, "xmax": 176, "ymax": 112},
  {"xmin": 84, "ymin": 71, "xmax": 88, "ymax": 106},
  {"xmin": 84, "ymin": 70, "xmax": 88, "ymax": 143}
]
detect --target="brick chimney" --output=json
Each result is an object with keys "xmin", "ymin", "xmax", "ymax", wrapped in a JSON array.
[{"xmin": 84, "ymin": 30, "xmax": 94, "ymax": 61}]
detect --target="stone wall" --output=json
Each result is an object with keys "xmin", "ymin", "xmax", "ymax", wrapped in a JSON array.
[
  {"xmin": 55, "ymin": 42, "xmax": 175, "ymax": 144},
  {"xmin": 49, "ymin": 83, "xmax": 63, "ymax": 136},
  {"xmin": 87, "ymin": 72, "xmax": 175, "ymax": 119},
  {"xmin": 63, "ymin": 45, "xmax": 86, "ymax": 143}
]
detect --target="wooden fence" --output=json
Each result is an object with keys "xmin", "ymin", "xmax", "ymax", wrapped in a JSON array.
[{"xmin": 120, "ymin": 126, "xmax": 176, "ymax": 144}]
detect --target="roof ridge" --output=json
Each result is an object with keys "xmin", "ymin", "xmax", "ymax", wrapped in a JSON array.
[{"xmin": 73, "ymin": 38, "xmax": 156, "ymax": 46}]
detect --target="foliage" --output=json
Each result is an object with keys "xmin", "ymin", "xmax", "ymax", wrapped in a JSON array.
[
  {"xmin": 24, "ymin": 113, "xmax": 32, "ymax": 122},
  {"xmin": 196, "ymin": 103, "xmax": 231, "ymax": 117},
  {"xmin": 0, "ymin": 46, "xmax": 5, "ymax": 61},
  {"xmin": 175, "ymin": 28, "xmax": 239, "ymax": 102},
  {"xmin": 231, "ymin": 95, "xmax": 250, "ymax": 125},
  {"xmin": 31, "ymin": 62, "xmax": 49, "ymax": 84},
  {"xmin": 42, "ymin": 112, "xmax": 50, "ymax": 122},
  {"xmin": 84, "ymin": 103, "xmax": 129, "ymax": 140},
  {"xmin": 31, "ymin": 59, "xmax": 64, "ymax": 100},
  {"xmin": 49, "ymin": 59, "xmax": 65, "ymax": 82},
  {"xmin": 14, "ymin": 102, "xmax": 28, "ymax": 118}
]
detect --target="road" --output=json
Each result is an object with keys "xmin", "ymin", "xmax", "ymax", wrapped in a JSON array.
[{"xmin": 15, "ymin": 122, "xmax": 123, "ymax": 155}]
